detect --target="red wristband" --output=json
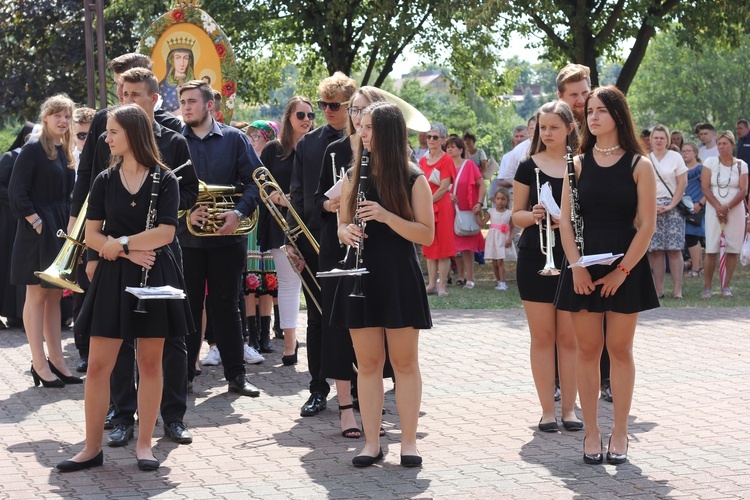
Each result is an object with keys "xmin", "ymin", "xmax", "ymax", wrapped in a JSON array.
[{"xmin": 617, "ymin": 264, "xmax": 630, "ymax": 276}]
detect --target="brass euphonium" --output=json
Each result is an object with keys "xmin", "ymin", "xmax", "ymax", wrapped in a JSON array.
[
  {"xmin": 179, "ymin": 180, "xmax": 258, "ymax": 236},
  {"xmin": 535, "ymin": 167, "xmax": 560, "ymax": 276},
  {"xmin": 35, "ymin": 197, "xmax": 89, "ymax": 293},
  {"xmin": 252, "ymin": 166, "xmax": 322, "ymax": 314}
]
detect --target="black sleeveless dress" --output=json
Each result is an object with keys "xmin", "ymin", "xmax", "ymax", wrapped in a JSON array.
[
  {"xmin": 331, "ymin": 171, "xmax": 432, "ymax": 330},
  {"xmin": 555, "ymin": 152, "xmax": 659, "ymax": 314},
  {"xmin": 515, "ymin": 158, "xmax": 565, "ymax": 303},
  {"xmin": 73, "ymin": 166, "xmax": 192, "ymax": 340}
]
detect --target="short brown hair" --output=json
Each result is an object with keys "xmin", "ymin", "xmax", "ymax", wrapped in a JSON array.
[
  {"xmin": 107, "ymin": 53, "xmax": 152, "ymax": 74},
  {"xmin": 121, "ymin": 68, "xmax": 159, "ymax": 95},
  {"xmin": 318, "ymin": 71, "xmax": 357, "ymax": 101},
  {"xmin": 73, "ymin": 106, "xmax": 96, "ymax": 126},
  {"xmin": 178, "ymin": 80, "xmax": 214, "ymax": 103},
  {"xmin": 556, "ymin": 64, "xmax": 591, "ymax": 94}
]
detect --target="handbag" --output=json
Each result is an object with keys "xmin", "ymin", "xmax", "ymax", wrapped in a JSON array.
[
  {"xmin": 428, "ymin": 167, "xmax": 441, "ymax": 186},
  {"xmin": 452, "ymin": 161, "xmax": 481, "ymax": 236},
  {"xmin": 685, "ymin": 208, "xmax": 704, "ymax": 226},
  {"xmin": 650, "ymin": 154, "xmax": 694, "ymax": 216}
]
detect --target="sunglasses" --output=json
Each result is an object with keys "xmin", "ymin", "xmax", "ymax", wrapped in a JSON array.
[
  {"xmin": 426, "ymin": 134, "xmax": 441, "ymax": 141},
  {"xmin": 317, "ymin": 100, "xmax": 350, "ymax": 112},
  {"xmin": 295, "ymin": 111, "xmax": 315, "ymax": 120},
  {"xmin": 76, "ymin": 132, "xmax": 88, "ymax": 141}
]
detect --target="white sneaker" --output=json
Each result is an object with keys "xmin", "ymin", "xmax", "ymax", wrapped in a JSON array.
[
  {"xmin": 497, "ymin": 282, "xmax": 508, "ymax": 291},
  {"xmin": 243, "ymin": 344, "xmax": 265, "ymax": 365},
  {"xmin": 201, "ymin": 345, "xmax": 222, "ymax": 366}
]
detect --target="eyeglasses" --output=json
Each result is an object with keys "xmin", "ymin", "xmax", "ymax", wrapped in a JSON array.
[
  {"xmin": 317, "ymin": 100, "xmax": 350, "ymax": 112},
  {"xmin": 426, "ymin": 134, "xmax": 441, "ymax": 141},
  {"xmin": 295, "ymin": 111, "xmax": 315, "ymax": 120},
  {"xmin": 248, "ymin": 134, "xmax": 261, "ymax": 141},
  {"xmin": 76, "ymin": 132, "xmax": 88, "ymax": 141},
  {"xmin": 348, "ymin": 106, "xmax": 364, "ymax": 117}
]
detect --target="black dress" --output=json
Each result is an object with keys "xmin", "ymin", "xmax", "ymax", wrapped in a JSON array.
[
  {"xmin": 514, "ymin": 158, "xmax": 565, "ymax": 303},
  {"xmin": 73, "ymin": 166, "xmax": 191, "ymax": 340},
  {"xmin": 0, "ymin": 149, "xmax": 21, "ymax": 316},
  {"xmin": 554, "ymin": 152, "xmax": 659, "ymax": 313},
  {"xmin": 331, "ymin": 171, "xmax": 432, "ymax": 330},
  {"xmin": 8, "ymin": 139, "xmax": 74, "ymax": 287}
]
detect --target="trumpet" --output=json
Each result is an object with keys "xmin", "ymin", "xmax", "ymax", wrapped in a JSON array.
[
  {"xmin": 535, "ymin": 167, "xmax": 560, "ymax": 276},
  {"xmin": 179, "ymin": 180, "xmax": 258, "ymax": 236},
  {"xmin": 35, "ymin": 197, "xmax": 89, "ymax": 293},
  {"xmin": 252, "ymin": 166, "xmax": 321, "ymax": 314},
  {"xmin": 330, "ymin": 152, "xmax": 345, "ymax": 227},
  {"xmin": 566, "ymin": 146, "xmax": 584, "ymax": 255}
]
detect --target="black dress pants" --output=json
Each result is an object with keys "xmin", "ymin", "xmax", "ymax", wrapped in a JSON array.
[
  {"xmin": 299, "ymin": 243, "xmax": 329, "ymax": 397},
  {"xmin": 184, "ymin": 242, "xmax": 247, "ymax": 382}
]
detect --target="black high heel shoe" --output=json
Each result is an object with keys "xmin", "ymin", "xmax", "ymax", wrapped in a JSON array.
[
  {"xmin": 30, "ymin": 365, "xmax": 65, "ymax": 388},
  {"xmin": 583, "ymin": 437, "xmax": 603, "ymax": 464},
  {"xmin": 48, "ymin": 359, "xmax": 83, "ymax": 384},
  {"xmin": 281, "ymin": 340, "xmax": 299, "ymax": 366},
  {"xmin": 606, "ymin": 435, "xmax": 629, "ymax": 464}
]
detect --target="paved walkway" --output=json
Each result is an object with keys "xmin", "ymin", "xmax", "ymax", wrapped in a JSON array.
[{"xmin": 1, "ymin": 307, "xmax": 749, "ymax": 499}]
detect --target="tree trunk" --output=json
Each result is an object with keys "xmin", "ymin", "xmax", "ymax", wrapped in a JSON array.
[{"xmin": 616, "ymin": 23, "xmax": 656, "ymax": 95}]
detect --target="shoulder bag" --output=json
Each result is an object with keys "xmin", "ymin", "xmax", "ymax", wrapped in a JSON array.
[
  {"xmin": 453, "ymin": 161, "xmax": 481, "ymax": 236},
  {"xmin": 650, "ymin": 153, "xmax": 693, "ymax": 216}
]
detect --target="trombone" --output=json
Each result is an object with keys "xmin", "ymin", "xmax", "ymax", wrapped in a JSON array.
[
  {"xmin": 535, "ymin": 167, "xmax": 560, "ymax": 276},
  {"xmin": 252, "ymin": 166, "xmax": 321, "ymax": 314}
]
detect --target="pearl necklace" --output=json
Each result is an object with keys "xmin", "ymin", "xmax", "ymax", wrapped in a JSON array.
[{"xmin": 593, "ymin": 144, "xmax": 621, "ymax": 155}]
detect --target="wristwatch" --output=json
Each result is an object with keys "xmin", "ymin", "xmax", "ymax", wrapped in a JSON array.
[
  {"xmin": 119, "ymin": 236, "xmax": 130, "ymax": 255},
  {"xmin": 232, "ymin": 209, "xmax": 246, "ymax": 221}
]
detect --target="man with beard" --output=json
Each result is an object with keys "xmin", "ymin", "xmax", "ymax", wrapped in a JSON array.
[{"xmin": 178, "ymin": 80, "xmax": 262, "ymax": 397}]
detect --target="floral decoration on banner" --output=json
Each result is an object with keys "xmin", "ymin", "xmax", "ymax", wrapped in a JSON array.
[
  {"xmin": 499, "ymin": 223, "xmax": 510, "ymax": 234},
  {"xmin": 137, "ymin": 4, "xmax": 238, "ymax": 122},
  {"xmin": 245, "ymin": 273, "xmax": 261, "ymax": 293}
]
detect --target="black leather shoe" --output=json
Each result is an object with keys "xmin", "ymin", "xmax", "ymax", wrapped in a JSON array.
[
  {"xmin": 56, "ymin": 450, "xmax": 104, "ymax": 472},
  {"xmin": 583, "ymin": 437, "xmax": 603, "ymax": 464},
  {"xmin": 103, "ymin": 406, "xmax": 115, "ymax": 430},
  {"xmin": 227, "ymin": 374, "xmax": 261, "ymax": 397},
  {"xmin": 48, "ymin": 359, "xmax": 83, "ymax": 384},
  {"xmin": 137, "ymin": 458, "xmax": 160, "ymax": 471},
  {"xmin": 400, "ymin": 455, "xmax": 422, "ymax": 467},
  {"xmin": 164, "ymin": 421, "xmax": 193, "ymax": 444},
  {"xmin": 562, "ymin": 419, "xmax": 584, "ymax": 431},
  {"xmin": 75, "ymin": 357, "xmax": 88, "ymax": 373},
  {"xmin": 606, "ymin": 436, "xmax": 629, "ymax": 465},
  {"xmin": 300, "ymin": 393, "xmax": 327, "ymax": 416},
  {"xmin": 538, "ymin": 418, "xmax": 559, "ymax": 433},
  {"xmin": 352, "ymin": 448, "xmax": 384, "ymax": 467},
  {"xmin": 107, "ymin": 424, "xmax": 134, "ymax": 447}
]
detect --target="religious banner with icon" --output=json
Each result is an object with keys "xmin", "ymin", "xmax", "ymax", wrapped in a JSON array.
[{"xmin": 138, "ymin": 0, "xmax": 238, "ymax": 122}]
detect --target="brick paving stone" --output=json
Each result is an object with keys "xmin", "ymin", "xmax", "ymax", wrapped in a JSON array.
[{"xmin": 1, "ymin": 307, "xmax": 750, "ymax": 498}]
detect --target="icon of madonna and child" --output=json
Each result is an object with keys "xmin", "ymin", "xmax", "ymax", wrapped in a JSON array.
[{"xmin": 159, "ymin": 36, "xmax": 197, "ymax": 113}]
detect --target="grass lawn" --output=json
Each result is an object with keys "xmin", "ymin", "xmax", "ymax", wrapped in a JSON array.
[{"xmin": 423, "ymin": 255, "xmax": 750, "ymax": 310}]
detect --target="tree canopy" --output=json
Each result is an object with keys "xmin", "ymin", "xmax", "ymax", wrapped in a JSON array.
[{"xmin": 491, "ymin": 0, "xmax": 750, "ymax": 94}]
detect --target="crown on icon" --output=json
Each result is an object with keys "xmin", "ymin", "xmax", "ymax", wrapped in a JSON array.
[
  {"xmin": 167, "ymin": 37, "xmax": 196, "ymax": 52},
  {"xmin": 174, "ymin": 0, "xmax": 200, "ymax": 8}
]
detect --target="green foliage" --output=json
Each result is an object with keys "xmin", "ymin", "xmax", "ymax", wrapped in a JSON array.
[
  {"xmin": 515, "ymin": 89, "xmax": 539, "ymax": 120},
  {"xmin": 629, "ymin": 29, "xmax": 750, "ymax": 133},
  {"xmin": 489, "ymin": 0, "xmax": 750, "ymax": 94}
]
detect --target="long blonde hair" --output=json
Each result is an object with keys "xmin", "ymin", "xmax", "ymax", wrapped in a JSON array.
[{"xmin": 37, "ymin": 94, "xmax": 75, "ymax": 167}]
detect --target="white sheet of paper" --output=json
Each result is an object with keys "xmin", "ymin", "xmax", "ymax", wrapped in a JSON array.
[
  {"xmin": 539, "ymin": 182, "xmax": 561, "ymax": 219},
  {"xmin": 316, "ymin": 268, "xmax": 370, "ymax": 277},
  {"xmin": 125, "ymin": 285, "xmax": 186, "ymax": 300},
  {"xmin": 324, "ymin": 179, "xmax": 343, "ymax": 200},
  {"xmin": 567, "ymin": 253, "xmax": 624, "ymax": 268}
]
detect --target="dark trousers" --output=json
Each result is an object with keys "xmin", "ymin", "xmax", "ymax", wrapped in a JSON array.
[
  {"xmin": 110, "ymin": 335, "xmax": 188, "ymax": 426},
  {"xmin": 184, "ymin": 242, "xmax": 246, "ymax": 382},
  {"xmin": 299, "ymin": 244, "xmax": 330, "ymax": 397}
]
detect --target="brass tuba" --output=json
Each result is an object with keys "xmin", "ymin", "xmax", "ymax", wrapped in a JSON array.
[
  {"xmin": 180, "ymin": 180, "xmax": 258, "ymax": 236},
  {"xmin": 35, "ymin": 197, "xmax": 89, "ymax": 293},
  {"xmin": 252, "ymin": 166, "xmax": 321, "ymax": 314}
]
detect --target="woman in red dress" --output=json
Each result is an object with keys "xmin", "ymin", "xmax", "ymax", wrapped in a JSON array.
[{"xmin": 418, "ymin": 124, "xmax": 455, "ymax": 297}]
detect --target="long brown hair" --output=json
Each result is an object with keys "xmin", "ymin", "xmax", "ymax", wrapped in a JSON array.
[
  {"xmin": 37, "ymin": 94, "xmax": 75, "ymax": 167},
  {"xmin": 279, "ymin": 96, "xmax": 315, "ymax": 159},
  {"xmin": 579, "ymin": 86, "xmax": 644, "ymax": 156},
  {"xmin": 348, "ymin": 102, "xmax": 417, "ymax": 220},
  {"xmin": 107, "ymin": 104, "xmax": 167, "ymax": 170},
  {"xmin": 528, "ymin": 101, "xmax": 581, "ymax": 156}
]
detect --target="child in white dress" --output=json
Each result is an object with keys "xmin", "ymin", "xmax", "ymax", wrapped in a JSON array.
[{"xmin": 479, "ymin": 188, "xmax": 515, "ymax": 290}]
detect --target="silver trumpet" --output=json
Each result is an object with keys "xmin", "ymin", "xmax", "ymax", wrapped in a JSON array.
[{"xmin": 535, "ymin": 167, "xmax": 560, "ymax": 276}]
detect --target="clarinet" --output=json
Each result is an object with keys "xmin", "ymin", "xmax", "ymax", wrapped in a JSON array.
[
  {"xmin": 134, "ymin": 165, "xmax": 162, "ymax": 313},
  {"xmin": 349, "ymin": 148, "xmax": 369, "ymax": 298},
  {"xmin": 566, "ymin": 146, "xmax": 584, "ymax": 255}
]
